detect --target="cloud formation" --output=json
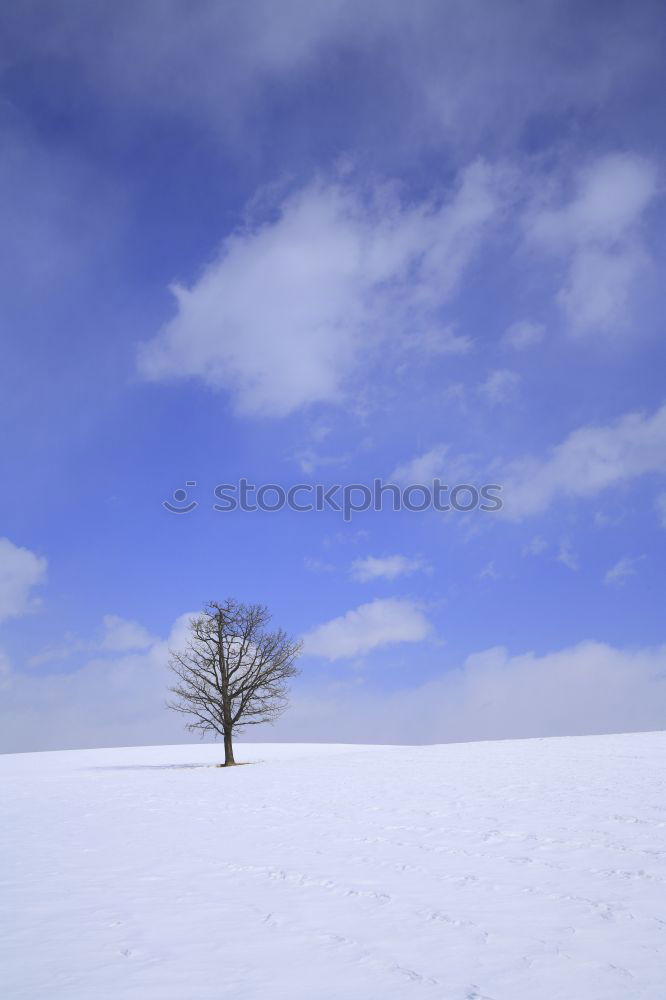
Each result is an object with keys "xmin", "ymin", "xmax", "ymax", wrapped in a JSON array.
[
  {"xmin": 0, "ymin": 538, "xmax": 47, "ymax": 623},
  {"xmin": 501, "ymin": 402, "xmax": 666, "ymax": 519},
  {"xmin": 503, "ymin": 320, "xmax": 545, "ymax": 350},
  {"xmin": 276, "ymin": 640, "xmax": 666, "ymax": 745},
  {"xmin": 99, "ymin": 615, "xmax": 156, "ymax": 652},
  {"xmin": 0, "ymin": 613, "xmax": 195, "ymax": 753},
  {"xmin": 526, "ymin": 154, "xmax": 659, "ymax": 336},
  {"xmin": 391, "ymin": 445, "xmax": 450, "ymax": 484},
  {"xmin": 3, "ymin": 613, "xmax": 666, "ymax": 752},
  {"xmin": 301, "ymin": 598, "xmax": 431, "ymax": 660},
  {"xmin": 478, "ymin": 368, "xmax": 520, "ymax": 405},
  {"xmin": 139, "ymin": 163, "xmax": 507, "ymax": 415},
  {"xmin": 29, "ymin": 614, "xmax": 158, "ymax": 666},
  {"xmin": 12, "ymin": 1, "xmax": 661, "ymax": 160},
  {"xmin": 351, "ymin": 555, "xmax": 428, "ymax": 582},
  {"xmin": 556, "ymin": 540, "xmax": 579, "ymax": 572},
  {"xmin": 604, "ymin": 557, "xmax": 642, "ymax": 586}
]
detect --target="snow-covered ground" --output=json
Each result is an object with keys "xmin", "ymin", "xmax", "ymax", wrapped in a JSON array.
[{"xmin": 2, "ymin": 733, "xmax": 665, "ymax": 1000}]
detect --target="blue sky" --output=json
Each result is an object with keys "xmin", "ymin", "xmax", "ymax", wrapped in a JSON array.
[{"xmin": 1, "ymin": 0, "xmax": 665, "ymax": 751}]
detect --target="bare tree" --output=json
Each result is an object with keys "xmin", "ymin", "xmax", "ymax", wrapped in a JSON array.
[{"xmin": 167, "ymin": 599, "xmax": 301, "ymax": 766}]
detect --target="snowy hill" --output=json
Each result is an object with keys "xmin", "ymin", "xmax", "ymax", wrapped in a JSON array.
[{"xmin": 2, "ymin": 733, "xmax": 665, "ymax": 999}]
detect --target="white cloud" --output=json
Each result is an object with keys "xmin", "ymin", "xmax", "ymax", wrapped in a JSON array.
[
  {"xmin": 501, "ymin": 402, "xmax": 666, "ymax": 519},
  {"xmin": 293, "ymin": 447, "xmax": 351, "ymax": 477},
  {"xmin": 478, "ymin": 368, "xmax": 520, "ymax": 405},
  {"xmin": 4, "ymin": 621, "xmax": 666, "ymax": 751},
  {"xmin": 479, "ymin": 561, "xmax": 499, "ymax": 581},
  {"xmin": 301, "ymin": 598, "xmax": 431, "ymax": 661},
  {"xmin": 522, "ymin": 535, "xmax": 547, "ymax": 556},
  {"xmin": 604, "ymin": 557, "xmax": 642, "ymax": 587},
  {"xmin": 556, "ymin": 540, "xmax": 578, "ymax": 572},
  {"xmin": 139, "ymin": 162, "xmax": 508, "ymax": 416},
  {"xmin": 503, "ymin": 320, "xmax": 545, "ymax": 350},
  {"xmin": 269, "ymin": 641, "xmax": 666, "ymax": 745},
  {"xmin": 411, "ymin": 324, "xmax": 472, "ymax": 356},
  {"xmin": 391, "ymin": 441, "xmax": 478, "ymax": 487},
  {"xmin": 30, "ymin": 614, "xmax": 158, "ymax": 666},
  {"xmin": 391, "ymin": 402, "xmax": 666, "ymax": 522},
  {"xmin": 557, "ymin": 244, "xmax": 647, "ymax": 334},
  {"xmin": 28, "ymin": 635, "xmax": 88, "ymax": 667},
  {"xmin": 351, "ymin": 555, "xmax": 428, "ymax": 582},
  {"xmin": 526, "ymin": 153, "xmax": 658, "ymax": 336},
  {"xmin": 0, "ymin": 538, "xmax": 47, "ymax": 623},
  {"xmin": 391, "ymin": 445, "xmax": 449, "ymax": 484},
  {"xmin": 0, "ymin": 613, "xmax": 197, "ymax": 753},
  {"xmin": 530, "ymin": 155, "xmax": 657, "ymax": 246},
  {"xmin": 100, "ymin": 615, "xmax": 156, "ymax": 652}
]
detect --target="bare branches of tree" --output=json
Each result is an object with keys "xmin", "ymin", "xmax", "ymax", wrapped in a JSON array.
[{"xmin": 167, "ymin": 599, "xmax": 301, "ymax": 765}]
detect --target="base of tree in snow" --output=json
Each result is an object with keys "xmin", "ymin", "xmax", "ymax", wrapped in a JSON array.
[{"xmin": 2, "ymin": 733, "xmax": 665, "ymax": 999}]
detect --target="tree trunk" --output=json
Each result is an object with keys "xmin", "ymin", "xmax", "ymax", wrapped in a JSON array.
[{"xmin": 223, "ymin": 730, "xmax": 235, "ymax": 766}]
